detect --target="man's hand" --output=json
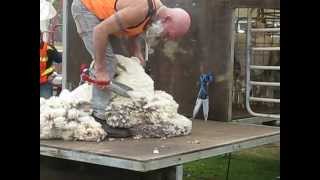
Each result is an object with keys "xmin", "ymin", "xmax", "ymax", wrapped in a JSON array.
[
  {"xmin": 48, "ymin": 72, "xmax": 57, "ymax": 82},
  {"xmin": 136, "ymin": 52, "xmax": 145, "ymax": 66},
  {"xmin": 48, "ymin": 74, "xmax": 54, "ymax": 82},
  {"xmin": 94, "ymin": 64, "xmax": 110, "ymax": 89}
]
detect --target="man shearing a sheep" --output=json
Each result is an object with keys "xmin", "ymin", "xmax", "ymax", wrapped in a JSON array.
[{"xmin": 71, "ymin": 0, "xmax": 191, "ymax": 137}]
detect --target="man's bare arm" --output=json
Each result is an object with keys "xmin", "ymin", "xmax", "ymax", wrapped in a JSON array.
[
  {"xmin": 92, "ymin": 5, "xmax": 147, "ymax": 86},
  {"xmin": 128, "ymin": 36, "xmax": 144, "ymax": 64}
]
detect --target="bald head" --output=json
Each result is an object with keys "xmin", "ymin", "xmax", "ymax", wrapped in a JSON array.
[{"xmin": 157, "ymin": 7, "xmax": 191, "ymax": 40}]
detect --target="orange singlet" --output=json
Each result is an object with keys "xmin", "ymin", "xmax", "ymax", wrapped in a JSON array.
[{"xmin": 81, "ymin": 0, "xmax": 156, "ymax": 37}]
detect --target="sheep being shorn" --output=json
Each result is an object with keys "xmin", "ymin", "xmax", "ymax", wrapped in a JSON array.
[{"xmin": 104, "ymin": 55, "xmax": 192, "ymax": 138}]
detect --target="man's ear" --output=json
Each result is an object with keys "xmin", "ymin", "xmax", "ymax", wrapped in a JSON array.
[{"xmin": 162, "ymin": 15, "xmax": 171, "ymax": 23}]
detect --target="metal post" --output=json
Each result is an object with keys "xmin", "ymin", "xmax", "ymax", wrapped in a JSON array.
[
  {"xmin": 245, "ymin": 8, "xmax": 254, "ymax": 118},
  {"xmin": 176, "ymin": 165, "xmax": 183, "ymax": 180},
  {"xmin": 62, "ymin": 0, "xmax": 68, "ymax": 90},
  {"xmin": 225, "ymin": 153, "xmax": 232, "ymax": 180}
]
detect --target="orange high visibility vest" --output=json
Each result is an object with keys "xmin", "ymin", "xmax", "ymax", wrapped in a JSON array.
[
  {"xmin": 40, "ymin": 43, "xmax": 54, "ymax": 84},
  {"xmin": 81, "ymin": 0, "xmax": 155, "ymax": 37}
]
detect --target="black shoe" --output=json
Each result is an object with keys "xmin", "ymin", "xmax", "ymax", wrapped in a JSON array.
[
  {"xmin": 103, "ymin": 125, "xmax": 132, "ymax": 138},
  {"xmin": 92, "ymin": 115, "xmax": 132, "ymax": 138}
]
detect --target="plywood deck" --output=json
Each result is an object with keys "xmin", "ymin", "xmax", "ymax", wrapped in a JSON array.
[{"xmin": 40, "ymin": 120, "xmax": 280, "ymax": 172}]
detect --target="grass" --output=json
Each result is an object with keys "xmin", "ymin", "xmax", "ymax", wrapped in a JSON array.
[{"xmin": 183, "ymin": 143, "xmax": 280, "ymax": 180}]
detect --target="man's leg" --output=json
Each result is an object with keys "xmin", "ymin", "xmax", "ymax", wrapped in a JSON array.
[
  {"xmin": 71, "ymin": 0, "xmax": 131, "ymax": 137},
  {"xmin": 192, "ymin": 98, "xmax": 202, "ymax": 119},
  {"xmin": 202, "ymin": 98, "xmax": 209, "ymax": 121},
  {"xmin": 71, "ymin": 0, "xmax": 117, "ymax": 117}
]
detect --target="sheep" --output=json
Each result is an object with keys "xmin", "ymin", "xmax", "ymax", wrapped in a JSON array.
[{"xmin": 104, "ymin": 55, "xmax": 192, "ymax": 138}]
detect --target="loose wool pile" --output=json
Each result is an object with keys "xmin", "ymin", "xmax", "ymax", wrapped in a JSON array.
[
  {"xmin": 40, "ymin": 88, "xmax": 106, "ymax": 142},
  {"xmin": 40, "ymin": 55, "xmax": 192, "ymax": 141}
]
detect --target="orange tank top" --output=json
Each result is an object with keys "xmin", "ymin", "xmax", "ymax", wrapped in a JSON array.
[{"xmin": 81, "ymin": 0, "xmax": 156, "ymax": 37}]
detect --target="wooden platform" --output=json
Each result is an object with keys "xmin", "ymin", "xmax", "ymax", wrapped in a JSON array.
[{"xmin": 40, "ymin": 120, "xmax": 280, "ymax": 172}]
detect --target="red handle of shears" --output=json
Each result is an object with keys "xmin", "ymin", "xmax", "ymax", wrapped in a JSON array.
[
  {"xmin": 81, "ymin": 74, "xmax": 110, "ymax": 86},
  {"xmin": 80, "ymin": 64, "xmax": 110, "ymax": 86}
]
